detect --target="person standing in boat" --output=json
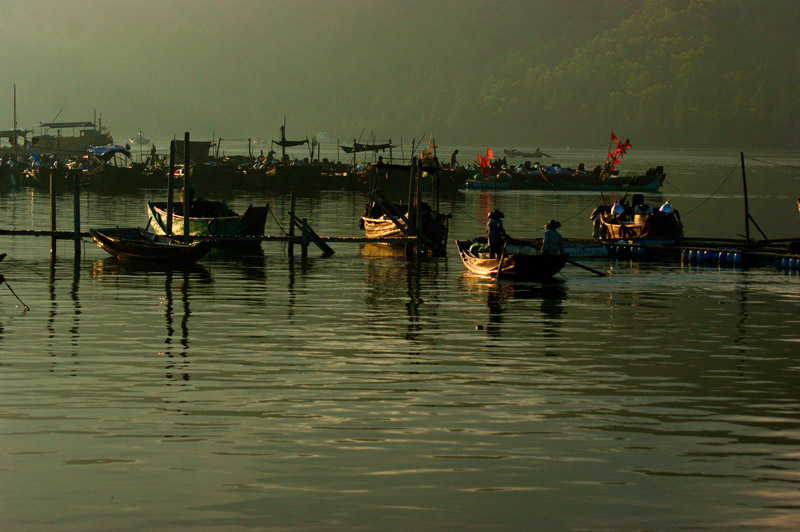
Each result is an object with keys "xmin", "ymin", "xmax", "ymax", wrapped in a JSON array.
[
  {"xmin": 487, "ymin": 209, "xmax": 507, "ymax": 258},
  {"xmin": 542, "ymin": 219, "xmax": 564, "ymax": 255},
  {"xmin": 450, "ymin": 149, "xmax": 459, "ymax": 170}
]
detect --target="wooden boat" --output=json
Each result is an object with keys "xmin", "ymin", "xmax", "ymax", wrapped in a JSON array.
[
  {"xmin": 359, "ymin": 157, "xmax": 452, "ymax": 255},
  {"xmin": 539, "ymin": 164, "xmax": 666, "ymax": 192},
  {"xmin": 147, "ymin": 200, "xmax": 268, "ymax": 243},
  {"xmin": 504, "ymin": 148, "xmax": 549, "ymax": 159},
  {"xmin": 89, "ymin": 227, "xmax": 212, "ymax": 263},
  {"xmin": 591, "ymin": 197, "xmax": 683, "ymax": 240},
  {"xmin": 360, "ymin": 205, "xmax": 450, "ymax": 254},
  {"xmin": 30, "ymin": 119, "xmax": 113, "ymax": 159},
  {"xmin": 455, "ymin": 239, "xmax": 568, "ymax": 281}
]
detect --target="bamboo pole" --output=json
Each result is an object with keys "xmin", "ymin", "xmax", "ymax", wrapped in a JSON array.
[
  {"xmin": 73, "ymin": 170, "xmax": 80, "ymax": 256},
  {"xmin": 167, "ymin": 140, "xmax": 175, "ymax": 236},
  {"xmin": 741, "ymin": 152, "xmax": 750, "ymax": 243},
  {"xmin": 288, "ymin": 192, "xmax": 296, "ymax": 257},
  {"xmin": 183, "ymin": 132, "xmax": 191, "ymax": 242},
  {"xmin": 50, "ymin": 168, "xmax": 57, "ymax": 253},
  {"xmin": 301, "ymin": 218, "xmax": 309, "ymax": 258}
]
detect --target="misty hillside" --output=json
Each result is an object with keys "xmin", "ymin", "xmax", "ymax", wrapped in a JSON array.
[
  {"xmin": 348, "ymin": 0, "xmax": 799, "ymax": 148},
  {"xmin": 3, "ymin": 0, "xmax": 797, "ymax": 149}
]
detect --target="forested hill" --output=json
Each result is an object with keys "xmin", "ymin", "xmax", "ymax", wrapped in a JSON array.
[{"xmin": 366, "ymin": 0, "xmax": 799, "ymax": 149}]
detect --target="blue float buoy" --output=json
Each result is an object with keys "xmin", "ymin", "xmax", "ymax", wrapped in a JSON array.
[
  {"xmin": 689, "ymin": 249, "xmax": 697, "ymax": 263},
  {"xmin": 781, "ymin": 257, "xmax": 791, "ymax": 270}
]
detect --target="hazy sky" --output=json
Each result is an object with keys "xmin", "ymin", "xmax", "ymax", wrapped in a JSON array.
[{"xmin": 2, "ymin": 0, "xmax": 532, "ymax": 144}]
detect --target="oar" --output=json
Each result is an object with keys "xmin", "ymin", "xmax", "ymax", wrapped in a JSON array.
[
  {"xmin": 566, "ymin": 258, "xmax": 607, "ymax": 277},
  {"xmin": 495, "ymin": 246, "xmax": 505, "ymax": 284},
  {"xmin": 1, "ymin": 275, "xmax": 30, "ymax": 311}
]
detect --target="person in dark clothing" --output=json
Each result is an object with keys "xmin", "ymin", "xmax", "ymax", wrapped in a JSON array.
[{"xmin": 486, "ymin": 209, "xmax": 507, "ymax": 258}]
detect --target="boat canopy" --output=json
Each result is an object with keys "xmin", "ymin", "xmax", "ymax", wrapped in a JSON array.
[
  {"xmin": 88, "ymin": 144, "xmax": 131, "ymax": 161},
  {"xmin": 41, "ymin": 121, "xmax": 96, "ymax": 129}
]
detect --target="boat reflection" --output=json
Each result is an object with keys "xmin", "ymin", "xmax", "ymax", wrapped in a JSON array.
[
  {"xmin": 362, "ymin": 244, "xmax": 445, "ymax": 342},
  {"xmin": 90, "ymin": 256, "xmax": 213, "ymax": 280},
  {"xmin": 161, "ymin": 268, "xmax": 192, "ymax": 383},
  {"xmin": 459, "ymin": 273, "xmax": 567, "ymax": 340}
]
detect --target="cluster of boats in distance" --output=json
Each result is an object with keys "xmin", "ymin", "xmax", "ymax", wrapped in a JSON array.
[
  {"xmin": 1, "ymin": 119, "xmax": 666, "ymax": 195},
  {"xmin": 2, "ymin": 118, "xmax": 800, "ymax": 283}
]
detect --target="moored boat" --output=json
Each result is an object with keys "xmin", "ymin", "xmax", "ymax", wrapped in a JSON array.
[
  {"xmin": 147, "ymin": 199, "xmax": 269, "ymax": 244},
  {"xmin": 455, "ymin": 238, "xmax": 569, "ymax": 281},
  {"xmin": 504, "ymin": 148, "xmax": 549, "ymax": 158},
  {"xmin": 591, "ymin": 196, "xmax": 683, "ymax": 240},
  {"xmin": 30, "ymin": 119, "xmax": 113, "ymax": 159},
  {"xmin": 89, "ymin": 227, "xmax": 212, "ymax": 263},
  {"xmin": 359, "ymin": 158, "xmax": 451, "ymax": 255}
]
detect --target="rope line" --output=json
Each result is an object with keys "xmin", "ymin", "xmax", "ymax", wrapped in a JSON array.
[
  {"xmin": 744, "ymin": 155, "xmax": 800, "ymax": 170},
  {"xmin": 682, "ymin": 160, "xmax": 741, "ymax": 217}
]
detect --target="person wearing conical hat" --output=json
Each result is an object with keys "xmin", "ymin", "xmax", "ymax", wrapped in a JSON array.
[
  {"xmin": 486, "ymin": 209, "xmax": 507, "ymax": 258},
  {"xmin": 541, "ymin": 219, "xmax": 563, "ymax": 256}
]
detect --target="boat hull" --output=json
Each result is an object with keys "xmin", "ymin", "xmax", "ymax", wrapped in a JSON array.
[
  {"xmin": 147, "ymin": 201, "xmax": 268, "ymax": 243},
  {"xmin": 456, "ymin": 240, "xmax": 568, "ymax": 281},
  {"xmin": 89, "ymin": 227, "xmax": 211, "ymax": 263}
]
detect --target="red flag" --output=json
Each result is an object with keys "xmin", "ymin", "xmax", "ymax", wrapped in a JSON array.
[
  {"xmin": 487, "ymin": 148, "xmax": 494, "ymax": 160},
  {"xmin": 610, "ymin": 131, "xmax": 618, "ymax": 142},
  {"xmin": 624, "ymin": 139, "xmax": 632, "ymax": 148},
  {"xmin": 478, "ymin": 155, "xmax": 492, "ymax": 177}
]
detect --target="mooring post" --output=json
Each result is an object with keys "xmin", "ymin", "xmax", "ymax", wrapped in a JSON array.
[
  {"xmin": 167, "ymin": 140, "xmax": 175, "ymax": 236},
  {"xmin": 288, "ymin": 192, "xmax": 296, "ymax": 257},
  {"xmin": 73, "ymin": 170, "xmax": 80, "ymax": 256},
  {"xmin": 741, "ymin": 152, "xmax": 750, "ymax": 243},
  {"xmin": 415, "ymin": 158, "xmax": 422, "ymax": 252},
  {"xmin": 183, "ymin": 132, "xmax": 191, "ymax": 242},
  {"xmin": 50, "ymin": 168, "xmax": 57, "ymax": 253},
  {"xmin": 301, "ymin": 218, "xmax": 309, "ymax": 258}
]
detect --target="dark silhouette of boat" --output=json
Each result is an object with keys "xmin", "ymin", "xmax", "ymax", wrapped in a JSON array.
[
  {"xmin": 456, "ymin": 239, "xmax": 568, "ymax": 281},
  {"xmin": 89, "ymin": 227, "xmax": 212, "ymax": 263}
]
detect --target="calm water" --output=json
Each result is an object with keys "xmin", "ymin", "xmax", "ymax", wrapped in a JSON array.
[{"xmin": 1, "ymin": 148, "xmax": 799, "ymax": 531}]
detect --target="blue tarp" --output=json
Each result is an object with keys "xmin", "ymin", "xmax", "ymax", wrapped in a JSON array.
[{"xmin": 88, "ymin": 144, "xmax": 132, "ymax": 161}]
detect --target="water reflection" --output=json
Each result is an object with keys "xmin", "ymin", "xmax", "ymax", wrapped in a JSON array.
[
  {"xmin": 459, "ymin": 273, "xmax": 567, "ymax": 342},
  {"xmin": 161, "ymin": 268, "xmax": 192, "ymax": 383},
  {"xmin": 362, "ymin": 244, "xmax": 444, "ymax": 342}
]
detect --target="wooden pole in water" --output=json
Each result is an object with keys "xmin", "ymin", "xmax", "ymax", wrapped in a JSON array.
[
  {"xmin": 73, "ymin": 170, "xmax": 80, "ymax": 256},
  {"xmin": 415, "ymin": 158, "xmax": 421, "ymax": 239},
  {"xmin": 301, "ymin": 218, "xmax": 309, "ymax": 258},
  {"xmin": 288, "ymin": 192, "xmax": 296, "ymax": 257},
  {"xmin": 741, "ymin": 152, "xmax": 750, "ymax": 243},
  {"xmin": 50, "ymin": 168, "xmax": 56, "ymax": 253},
  {"xmin": 183, "ymin": 132, "xmax": 191, "ymax": 242},
  {"xmin": 167, "ymin": 140, "xmax": 175, "ymax": 236}
]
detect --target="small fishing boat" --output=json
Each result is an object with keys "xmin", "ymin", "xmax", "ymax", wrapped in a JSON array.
[
  {"xmin": 455, "ymin": 239, "xmax": 569, "ymax": 281},
  {"xmin": 89, "ymin": 227, "xmax": 212, "ymax": 263},
  {"xmin": 147, "ymin": 199, "xmax": 269, "ymax": 244},
  {"xmin": 504, "ymin": 148, "xmax": 549, "ymax": 159},
  {"xmin": 360, "ymin": 204, "xmax": 450, "ymax": 254},
  {"xmin": 591, "ymin": 196, "xmax": 683, "ymax": 240}
]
